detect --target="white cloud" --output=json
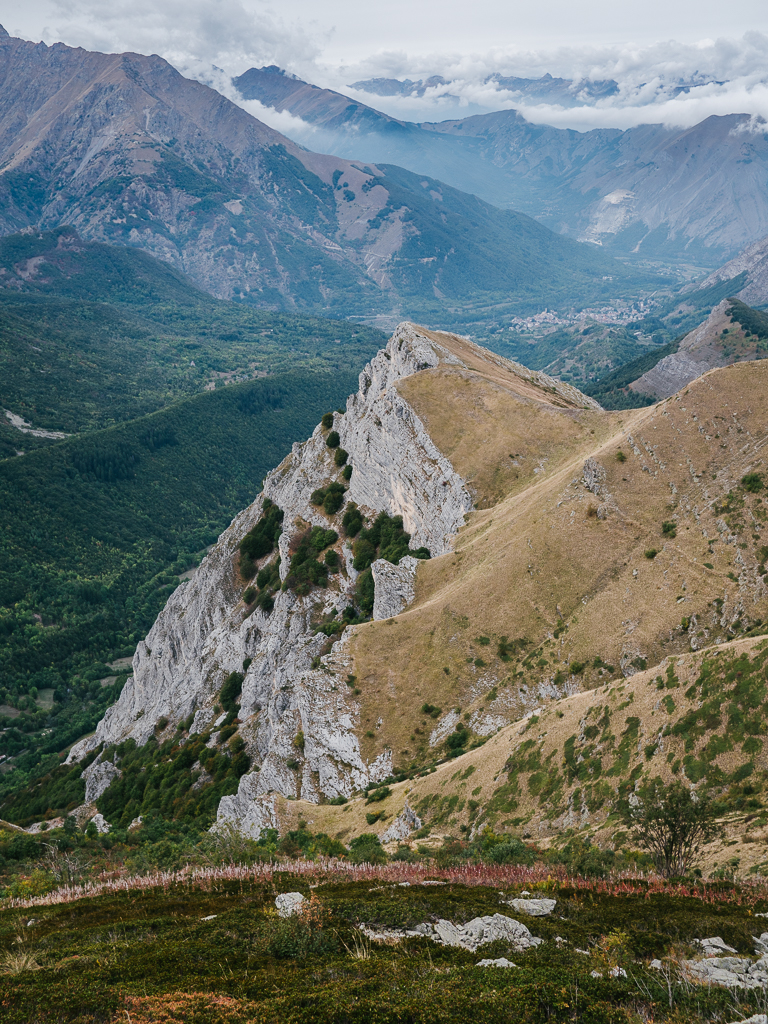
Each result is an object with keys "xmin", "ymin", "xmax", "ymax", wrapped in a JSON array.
[
  {"xmin": 5, "ymin": 0, "xmax": 323, "ymax": 73},
  {"xmin": 3, "ymin": 3, "xmax": 768, "ymax": 131},
  {"xmin": 311, "ymin": 32, "xmax": 768, "ymax": 130}
]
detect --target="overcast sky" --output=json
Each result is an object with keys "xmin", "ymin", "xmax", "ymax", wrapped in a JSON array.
[{"xmin": 2, "ymin": 0, "xmax": 768, "ymax": 130}]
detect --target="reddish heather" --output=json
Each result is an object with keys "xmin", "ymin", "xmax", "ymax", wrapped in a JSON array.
[{"xmin": 6, "ymin": 858, "xmax": 767, "ymax": 910}]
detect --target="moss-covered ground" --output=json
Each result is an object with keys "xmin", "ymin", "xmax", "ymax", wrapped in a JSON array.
[{"xmin": 3, "ymin": 863, "xmax": 768, "ymax": 1022}]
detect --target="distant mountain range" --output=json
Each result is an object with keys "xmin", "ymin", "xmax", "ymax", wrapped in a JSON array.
[
  {"xmin": 235, "ymin": 65, "xmax": 768, "ymax": 266},
  {"xmin": 0, "ymin": 28, "xmax": 642, "ymax": 330},
  {"xmin": 350, "ymin": 71, "xmax": 620, "ymax": 106}
]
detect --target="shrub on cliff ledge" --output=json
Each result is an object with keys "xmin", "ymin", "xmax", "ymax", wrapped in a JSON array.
[{"xmin": 239, "ymin": 499, "xmax": 283, "ymax": 578}]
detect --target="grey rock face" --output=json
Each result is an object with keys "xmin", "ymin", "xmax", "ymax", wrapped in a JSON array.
[
  {"xmin": 68, "ymin": 323, "xmax": 473, "ymax": 831},
  {"xmin": 82, "ymin": 759, "xmax": 122, "ymax": 803},
  {"xmin": 371, "ymin": 556, "xmax": 419, "ymax": 620},
  {"xmin": 214, "ymin": 775, "xmax": 280, "ymax": 838},
  {"xmin": 506, "ymin": 898, "xmax": 557, "ymax": 917},
  {"xmin": 275, "ymin": 893, "xmax": 306, "ymax": 917},
  {"xmin": 430, "ymin": 914, "xmax": 542, "ymax": 952},
  {"xmin": 379, "ymin": 799, "xmax": 422, "ymax": 843},
  {"xmin": 89, "ymin": 813, "xmax": 111, "ymax": 835},
  {"xmin": 683, "ymin": 953, "xmax": 768, "ymax": 989}
]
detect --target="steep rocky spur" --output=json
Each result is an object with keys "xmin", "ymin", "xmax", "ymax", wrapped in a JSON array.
[{"xmin": 66, "ymin": 324, "xmax": 479, "ymax": 832}]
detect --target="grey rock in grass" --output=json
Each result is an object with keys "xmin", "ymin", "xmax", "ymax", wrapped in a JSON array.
[
  {"xmin": 684, "ymin": 953, "xmax": 768, "ymax": 989},
  {"xmin": 275, "ymin": 892, "xmax": 306, "ymax": 918},
  {"xmin": 476, "ymin": 957, "xmax": 517, "ymax": 968},
  {"xmin": 430, "ymin": 914, "xmax": 542, "ymax": 952},
  {"xmin": 506, "ymin": 897, "xmax": 557, "ymax": 917},
  {"xmin": 379, "ymin": 799, "xmax": 422, "ymax": 843}
]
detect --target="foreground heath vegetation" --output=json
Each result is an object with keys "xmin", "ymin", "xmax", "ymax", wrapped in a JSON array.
[
  {"xmin": 3, "ymin": 851, "xmax": 768, "ymax": 1023},
  {"xmin": 2, "ymin": 809, "xmax": 768, "ymax": 1022}
]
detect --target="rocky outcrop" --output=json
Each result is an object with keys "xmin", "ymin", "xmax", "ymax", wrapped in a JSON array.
[
  {"xmin": 82, "ymin": 759, "xmax": 122, "ymax": 803},
  {"xmin": 362, "ymin": 914, "xmax": 542, "ymax": 952},
  {"xmin": 380, "ymin": 799, "xmax": 422, "ymax": 843},
  {"xmin": 67, "ymin": 323, "xmax": 473, "ymax": 831},
  {"xmin": 371, "ymin": 557, "xmax": 418, "ymax": 621},
  {"xmin": 683, "ymin": 954, "xmax": 768, "ymax": 989}
]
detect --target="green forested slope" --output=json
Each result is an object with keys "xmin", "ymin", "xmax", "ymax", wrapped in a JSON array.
[
  {"xmin": 0, "ymin": 228, "xmax": 381, "ymax": 452},
  {"xmin": 0, "ymin": 370, "xmax": 362, "ymax": 782}
]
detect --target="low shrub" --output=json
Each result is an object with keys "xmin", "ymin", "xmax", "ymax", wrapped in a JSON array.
[
  {"xmin": 348, "ymin": 832, "xmax": 386, "ymax": 864},
  {"xmin": 742, "ymin": 472, "xmax": 764, "ymax": 493}
]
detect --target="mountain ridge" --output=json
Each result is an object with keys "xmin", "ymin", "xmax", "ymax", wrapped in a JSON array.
[
  {"xmin": 235, "ymin": 65, "xmax": 768, "ymax": 265},
  {"xmin": 0, "ymin": 28, "xmax": 640, "ymax": 328},
  {"xmin": 30, "ymin": 324, "xmax": 768, "ymax": 862}
]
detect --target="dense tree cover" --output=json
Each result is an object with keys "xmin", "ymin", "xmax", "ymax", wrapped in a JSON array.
[
  {"xmin": 726, "ymin": 298, "xmax": 768, "ymax": 342},
  {"xmin": 582, "ymin": 337, "xmax": 681, "ymax": 408},
  {"xmin": 0, "ymin": 229, "xmax": 383, "ymax": 453},
  {"xmin": 239, "ymin": 499, "xmax": 284, "ymax": 579}
]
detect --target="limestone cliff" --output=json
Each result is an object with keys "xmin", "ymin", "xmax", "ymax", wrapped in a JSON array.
[{"xmin": 68, "ymin": 323, "xmax": 474, "ymax": 833}]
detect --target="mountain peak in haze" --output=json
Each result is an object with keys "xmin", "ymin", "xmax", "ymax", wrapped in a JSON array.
[{"xmin": 0, "ymin": 28, "xmax": 637, "ymax": 325}]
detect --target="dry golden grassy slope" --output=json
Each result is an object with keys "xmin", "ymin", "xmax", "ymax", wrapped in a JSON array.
[
  {"xmin": 281, "ymin": 634, "xmax": 768, "ymax": 876},
  {"xmin": 345, "ymin": 332, "xmax": 768, "ymax": 799}
]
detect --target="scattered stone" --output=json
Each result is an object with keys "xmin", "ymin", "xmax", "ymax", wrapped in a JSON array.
[
  {"xmin": 754, "ymin": 931, "xmax": 768, "ymax": 953},
  {"xmin": 361, "ymin": 914, "xmax": 541, "ymax": 952},
  {"xmin": 590, "ymin": 970, "xmax": 603, "ymax": 978},
  {"xmin": 201, "ymin": 915, "xmax": 217, "ymax": 921},
  {"xmin": 727, "ymin": 1015, "xmax": 767, "ymax": 1024},
  {"xmin": 88, "ymin": 813, "xmax": 111, "ymax": 834},
  {"xmin": 609, "ymin": 966, "xmax": 627, "ymax": 978},
  {"xmin": 696, "ymin": 936, "xmax": 737, "ymax": 954},
  {"xmin": 650, "ymin": 959, "xmax": 663, "ymax": 970},
  {"xmin": 476, "ymin": 957, "xmax": 517, "ymax": 968},
  {"xmin": 275, "ymin": 892, "xmax": 306, "ymax": 918},
  {"xmin": 506, "ymin": 897, "xmax": 557, "ymax": 917},
  {"xmin": 683, "ymin": 954, "xmax": 768, "ymax": 989}
]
